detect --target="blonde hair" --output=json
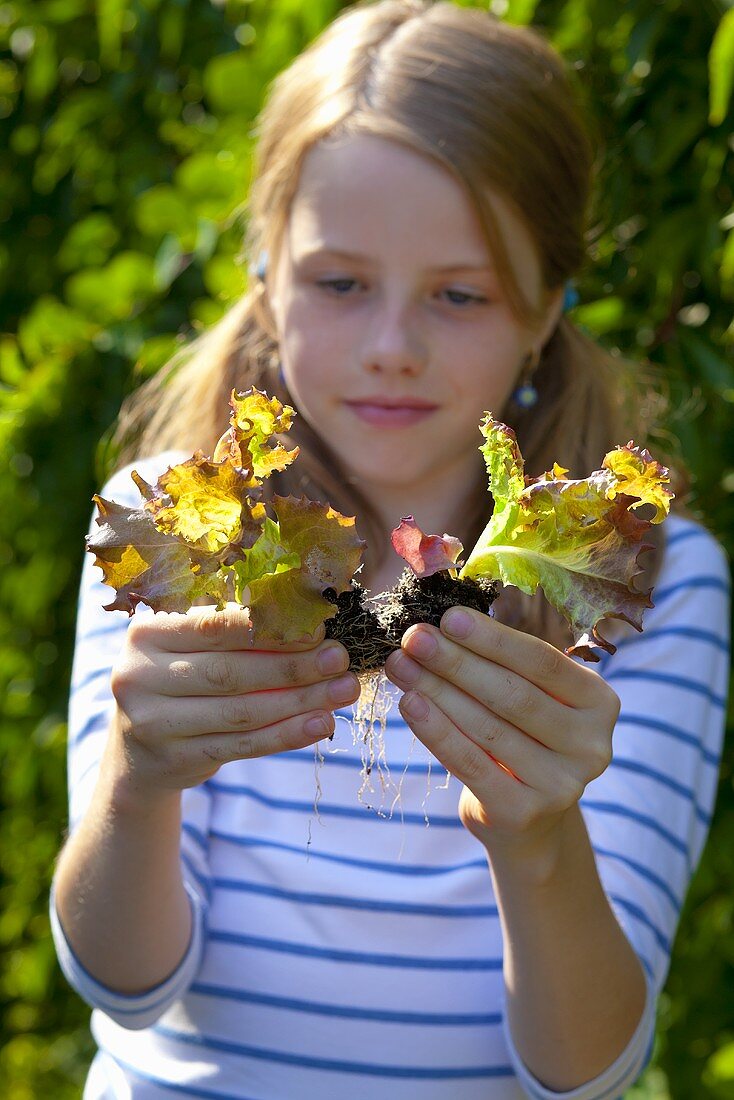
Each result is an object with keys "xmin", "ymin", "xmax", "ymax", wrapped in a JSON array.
[{"xmin": 111, "ymin": 0, "xmax": 682, "ymax": 647}]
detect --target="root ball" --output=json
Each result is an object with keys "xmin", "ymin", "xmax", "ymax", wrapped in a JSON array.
[{"xmin": 324, "ymin": 570, "xmax": 499, "ymax": 673}]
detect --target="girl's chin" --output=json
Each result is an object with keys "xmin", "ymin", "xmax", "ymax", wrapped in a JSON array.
[{"xmin": 341, "ymin": 460, "xmax": 440, "ymax": 494}]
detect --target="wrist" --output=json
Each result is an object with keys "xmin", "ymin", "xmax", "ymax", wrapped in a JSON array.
[
  {"xmin": 104, "ymin": 765, "xmax": 183, "ymax": 821},
  {"xmin": 478, "ymin": 805, "xmax": 584, "ymax": 888},
  {"xmin": 98, "ymin": 710, "xmax": 182, "ymax": 820}
]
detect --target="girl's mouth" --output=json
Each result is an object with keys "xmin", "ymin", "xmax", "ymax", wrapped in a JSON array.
[{"xmin": 344, "ymin": 398, "xmax": 439, "ymax": 428}]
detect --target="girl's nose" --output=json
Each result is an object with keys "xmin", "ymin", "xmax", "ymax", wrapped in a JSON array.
[{"xmin": 359, "ymin": 300, "xmax": 428, "ymax": 377}]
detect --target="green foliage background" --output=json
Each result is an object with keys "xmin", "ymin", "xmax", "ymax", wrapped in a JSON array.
[{"xmin": 1, "ymin": 0, "xmax": 732, "ymax": 1095}]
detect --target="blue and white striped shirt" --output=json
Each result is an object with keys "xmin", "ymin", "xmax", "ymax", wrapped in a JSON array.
[{"xmin": 52, "ymin": 452, "xmax": 731, "ymax": 1099}]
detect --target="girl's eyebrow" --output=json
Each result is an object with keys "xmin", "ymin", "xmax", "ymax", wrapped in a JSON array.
[{"xmin": 298, "ymin": 246, "xmax": 495, "ymax": 274}]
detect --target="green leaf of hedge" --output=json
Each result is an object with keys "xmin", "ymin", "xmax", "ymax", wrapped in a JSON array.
[
  {"xmin": 709, "ymin": 9, "xmax": 734, "ymax": 126},
  {"xmin": 65, "ymin": 253, "xmax": 157, "ymax": 324}
]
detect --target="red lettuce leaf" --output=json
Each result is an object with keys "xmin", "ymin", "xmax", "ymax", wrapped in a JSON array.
[{"xmin": 391, "ymin": 516, "xmax": 463, "ymax": 578}]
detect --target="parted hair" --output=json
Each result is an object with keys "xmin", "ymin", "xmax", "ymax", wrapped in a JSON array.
[{"xmin": 111, "ymin": 0, "xmax": 681, "ymax": 648}]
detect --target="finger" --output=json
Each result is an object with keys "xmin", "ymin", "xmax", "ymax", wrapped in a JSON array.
[
  {"xmin": 439, "ymin": 607, "xmax": 599, "ymax": 707},
  {"xmin": 387, "ymin": 652, "xmax": 559, "ymax": 791},
  {"xmin": 393, "ymin": 625, "xmax": 579, "ymax": 750},
  {"xmin": 131, "ymin": 603, "xmax": 325, "ymax": 654},
  {"xmin": 148, "ymin": 673, "xmax": 361, "ymax": 738},
  {"xmin": 155, "ymin": 640, "xmax": 351, "ymax": 697},
  {"xmin": 395, "ymin": 689, "xmax": 534, "ymax": 821},
  {"xmin": 188, "ymin": 709, "xmax": 338, "ymax": 764}
]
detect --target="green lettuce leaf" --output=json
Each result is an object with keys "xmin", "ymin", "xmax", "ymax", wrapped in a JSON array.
[
  {"xmin": 228, "ymin": 517, "xmax": 301, "ymax": 594},
  {"xmin": 213, "ymin": 388, "xmax": 298, "ymax": 480},
  {"xmin": 458, "ymin": 415, "xmax": 673, "ymax": 660},
  {"xmin": 243, "ymin": 496, "xmax": 365, "ymax": 644},
  {"xmin": 132, "ymin": 450, "xmax": 264, "ymax": 555}
]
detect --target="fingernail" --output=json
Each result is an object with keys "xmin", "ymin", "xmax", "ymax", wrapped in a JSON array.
[
  {"xmin": 403, "ymin": 628, "xmax": 437, "ymax": 660},
  {"xmin": 400, "ymin": 691, "xmax": 429, "ymax": 720},
  {"xmin": 317, "ymin": 643, "xmax": 348, "ymax": 676},
  {"xmin": 442, "ymin": 608, "xmax": 472, "ymax": 638},
  {"xmin": 328, "ymin": 672, "xmax": 359, "ymax": 705},
  {"xmin": 304, "ymin": 713, "xmax": 333, "ymax": 737},
  {"xmin": 387, "ymin": 651, "xmax": 420, "ymax": 685}
]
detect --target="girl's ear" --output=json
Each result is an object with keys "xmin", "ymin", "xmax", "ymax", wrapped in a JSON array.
[
  {"xmin": 252, "ymin": 285, "xmax": 280, "ymax": 345},
  {"xmin": 538, "ymin": 285, "xmax": 565, "ymax": 347},
  {"xmin": 252, "ymin": 250, "xmax": 281, "ymax": 343},
  {"xmin": 258, "ymin": 246, "xmax": 286, "ymax": 345}
]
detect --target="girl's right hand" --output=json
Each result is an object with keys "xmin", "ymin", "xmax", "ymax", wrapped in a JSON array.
[{"xmin": 108, "ymin": 603, "xmax": 360, "ymax": 800}]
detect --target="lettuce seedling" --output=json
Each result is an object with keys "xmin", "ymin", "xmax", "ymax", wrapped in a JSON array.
[
  {"xmin": 87, "ymin": 389, "xmax": 365, "ymax": 644},
  {"xmin": 388, "ymin": 414, "xmax": 673, "ymax": 662}
]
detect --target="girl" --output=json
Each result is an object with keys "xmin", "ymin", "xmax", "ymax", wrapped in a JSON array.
[{"xmin": 52, "ymin": 2, "xmax": 730, "ymax": 1098}]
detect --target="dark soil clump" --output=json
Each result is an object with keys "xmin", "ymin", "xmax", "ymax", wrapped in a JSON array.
[
  {"xmin": 324, "ymin": 570, "xmax": 500, "ymax": 674},
  {"xmin": 323, "ymin": 582, "xmax": 395, "ymax": 672},
  {"xmin": 379, "ymin": 569, "xmax": 500, "ymax": 641}
]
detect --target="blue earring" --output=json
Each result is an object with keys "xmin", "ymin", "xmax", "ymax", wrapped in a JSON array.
[
  {"xmin": 512, "ymin": 379, "xmax": 539, "ymax": 409},
  {"xmin": 251, "ymin": 249, "xmax": 268, "ymax": 281},
  {"xmin": 511, "ymin": 280, "xmax": 576, "ymax": 410},
  {"xmin": 563, "ymin": 279, "xmax": 579, "ymax": 312},
  {"xmin": 512, "ymin": 349, "xmax": 540, "ymax": 409}
]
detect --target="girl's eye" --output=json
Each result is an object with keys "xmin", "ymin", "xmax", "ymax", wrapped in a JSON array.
[
  {"xmin": 315, "ymin": 279, "xmax": 488, "ymax": 305},
  {"xmin": 317, "ymin": 278, "xmax": 361, "ymax": 295},
  {"xmin": 442, "ymin": 288, "xmax": 488, "ymax": 306}
]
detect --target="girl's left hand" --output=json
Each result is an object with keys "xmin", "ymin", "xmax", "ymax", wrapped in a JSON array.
[{"xmin": 384, "ymin": 605, "xmax": 621, "ymax": 852}]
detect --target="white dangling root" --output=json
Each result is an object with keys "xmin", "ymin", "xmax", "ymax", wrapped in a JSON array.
[
  {"xmin": 351, "ymin": 671, "xmax": 396, "ymax": 812},
  {"xmin": 421, "ymin": 754, "xmax": 452, "ymax": 825},
  {"xmin": 312, "ymin": 738, "xmax": 326, "ymax": 819},
  {"xmin": 307, "ymin": 716, "xmax": 352, "ymax": 848}
]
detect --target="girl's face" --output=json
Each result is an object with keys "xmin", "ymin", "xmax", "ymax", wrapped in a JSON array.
[{"xmin": 268, "ymin": 134, "xmax": 562, "ymax": 514}]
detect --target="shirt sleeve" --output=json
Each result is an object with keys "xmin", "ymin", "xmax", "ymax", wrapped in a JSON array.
[
  {"xmin": 503, "ymin": 981, "xmax": 657, "ymax": 1100},
  {"xmin": 50, "ymin": 451, "xmax": 213, "ymax": 1028},
  {"xmin": 504, "ymin": 517, "xmax": 731, "ymax": 1098}
]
